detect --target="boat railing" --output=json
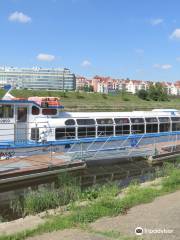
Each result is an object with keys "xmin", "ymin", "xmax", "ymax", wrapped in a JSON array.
[{"xmin": 0, "ymin": 121, "xmax": 51, "ymax": 145}]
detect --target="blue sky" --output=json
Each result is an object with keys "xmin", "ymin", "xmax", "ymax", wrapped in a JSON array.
[{"xmin": 1, "ymin": 0, "xmax": 180, "ymax": 81}]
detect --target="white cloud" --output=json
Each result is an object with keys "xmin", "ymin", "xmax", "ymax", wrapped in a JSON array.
[
  {"xmin": 8, "ymin": 11, "xmax": 31, "ymax": 23},
  {"xmin": 36, "ymin": 53, "xmax": 55, "ymax": 62},
  {"xmin": 81, "ymin": 60, "xmax": 91, "ymax": 67},
  {"xmin": 161, "ymin": 64, "xmax": 172, "ymax": 69},
  {"xmin": 153, "ymin": 64, "xmax": 172, "ymax": 70},
  {"xmin": 170, "ymin": 29, "xmax": 180, "ymax": 40},
  {"xmin": 150, "ymin": 18, "xmax": 163, "ymax": 26}
]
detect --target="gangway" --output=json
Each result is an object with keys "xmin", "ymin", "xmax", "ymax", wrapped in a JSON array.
[{"xmin": 64, "ymin": 133, "xmax": 154, "ymax": 161}]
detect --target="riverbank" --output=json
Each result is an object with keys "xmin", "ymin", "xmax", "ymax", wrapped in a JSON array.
[
  {"xmin": 0, "ymin": 164, "xmax": 179, "ymax": 240},
  {"xmin": 1, "ymin": 89, "xmax": 180, "ymax": 111}
]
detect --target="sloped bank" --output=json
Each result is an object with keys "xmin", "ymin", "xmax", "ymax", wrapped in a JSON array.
[{"xmin": 0, "ymin": 163, "xmax": 179, "ymax": 240}]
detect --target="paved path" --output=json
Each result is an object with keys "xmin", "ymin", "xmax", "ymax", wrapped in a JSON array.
[
  {"xmin": 27, "ymin": 229, "xmax": 110, "ymax": 240},
  {"xmin": 26, "ymin": 190, "xmax": 180, "ymax": 240},
  {"xmin": 91, "ymin": 190, "xmax": 180, "ymax": 240}
]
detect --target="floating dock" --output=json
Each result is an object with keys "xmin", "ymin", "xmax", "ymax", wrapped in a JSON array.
[{"xmin": 0, "ymin": 151, "xmax": 86, "ymax": 192}]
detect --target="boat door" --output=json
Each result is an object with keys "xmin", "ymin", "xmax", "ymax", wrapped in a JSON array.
[{"xmin": 15, "ymin": 106, "xmax": 28, "ymax": 143}]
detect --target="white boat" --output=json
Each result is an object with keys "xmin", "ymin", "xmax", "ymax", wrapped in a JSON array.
[{"xmin": 0, "ymin": 92, "xmax": 180, "ymax": 158}]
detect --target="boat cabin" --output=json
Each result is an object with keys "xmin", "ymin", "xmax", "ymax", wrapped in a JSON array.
[{"xmin": 0, "ymin": 96, "xmax": 63, "ymax": 144}]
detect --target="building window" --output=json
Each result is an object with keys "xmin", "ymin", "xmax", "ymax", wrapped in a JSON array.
[
  {"xmin": 42, "ymin": 108, "xmax": 57, "ymax": 115},
  {"xmin": 32, "ymin": 106, "xmax": 40, "ymax": 115},
  {"xmin": 0, "ymin": 105, "xmax": 14, "ymax": 118}
]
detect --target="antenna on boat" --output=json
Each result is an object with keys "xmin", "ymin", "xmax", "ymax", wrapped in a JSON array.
[{"xmin": 2, "ymin": 85, "xmax": 15, "ymax": 100}]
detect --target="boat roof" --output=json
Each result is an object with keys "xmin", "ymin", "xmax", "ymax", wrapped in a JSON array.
[
  {"xmin": 59, "ymin": 110, "xmax": 180, "ymax": 118},
  {"xmin": 0, "ymin": 99, "xmax": 64, "ymax": 109}
]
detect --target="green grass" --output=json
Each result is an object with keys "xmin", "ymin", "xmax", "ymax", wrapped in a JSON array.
[
  {"xmin": 1, "ymin": 89, "xmax": 180, "ymax": 111},
  {"xmin": 10, "ymin": 173, "xmax": 81, "ymax": 216},
  {"xmin": 1, "ymin": 165, "xmax": 180, "ymax": 240}
]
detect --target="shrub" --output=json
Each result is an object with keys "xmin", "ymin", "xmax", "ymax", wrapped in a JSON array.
[
  {"xmin": 137, "ymin": 89, "xmax": 148, "ymax": 100},
  {"xmin": 102, "ymin": 93, "xmax": 108, "ymax": 99}
]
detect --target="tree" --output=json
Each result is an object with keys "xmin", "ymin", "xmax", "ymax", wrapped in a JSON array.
[
  {"xmin": 148, "ymin": 84, "xmax": 159, "ymax": 101},
  {"xmin": 148, "ymin": 83, "xmax": 168, "ymax": 101},
  {"xmin": 137, "ymin": 89, "xmax": 148, "ymax": 100},
  {"xmin": 83, "ymin": 84, "xmax": 94, "ymax": 92},
  {"xmin": 137, "ymin": 83, "xmax": 169, "ymax": 101}
]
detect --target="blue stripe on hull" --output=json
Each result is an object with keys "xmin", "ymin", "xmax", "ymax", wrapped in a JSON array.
[{"xmin": 0, "ymin": 131, "xmax": 180, "ymax": 149}]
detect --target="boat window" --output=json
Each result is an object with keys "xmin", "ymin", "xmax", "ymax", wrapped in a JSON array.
[
  {"xmin": 158, "ymin": 117, "xmax": 170, "ymax": 123},
  {"xmin": 66, "ymin": 128, "xmax": 76, "ymax": 139},
  {"xmin": 116, "ymin": 125, "xmax": 130, "ymax": 135},
  {"xmin": 146, "ymin": 118, "xmax": 158, "ymax": 133},
  {"xmin": 171, "ymin": 116, "xmax": 180, "ymax": 131},
  {"xmin": 158, "ymin": 118, "xmax": 170, "ymax": 132},
  {"xmin": 0, "ymin": 105, "xmax": 14, "ymax": 118},
  {"xmin": 171, "ymin": 117, "xmax": 180, "ymax": 122},
  {"xmin": 96, "ymin": 118, "xmax": 113, "ymax": 124},
  {"xmin": 114, "ymin": 118, "xmax": 129, "ymax": 124},
  {"xmin": 42, "ymin": 108, "xmax": 57, "ymax": 115},
  {"xmin": 146, "ymin": 124, "xmax": 158, "ymax": 133},
  {"xmin": 56, "ymin": 127, "xmax": 75, "ymax": 139},
  {"xmin": 32, "ymin": 106, "xmax": 40, "ymax": 115},
  {"xmin": 131, "ymin": 124, "xmax": 144, "ymax": 134},
  {"xmin": 17, "ymin": 107, "xmax": 27, "ymax": 122},
  {"xmin": 145, "ymin": 117, "xmax": 158, "ymax": 123},
  {"xmin": 65, "ymin": 119, "xmax": 75, "ymax": 125},
  {"xmin": 172, "ymin": 122, "xmax": 180, "ymax": 131},
  {"xmin": 97, "ymin": 125, "xmax": 114, "ymax": 136},
  {"xmin": 130, "ymin": 118, "xmax": 144, "ymax": 124},
  {"xmin": 77, "ymin": 119, "xmax": 95, "ymax": 125},
  {"xmin": 78, "ymin": 127, "xmax": 96, "ymax": 138},
  {"xmin": 31, "ymin": 128, "xmax": 39, "ymax": 140},
  {"xmin": 159, "ymin": 123, "xmax": 170, "ymax": 132},
  {"xmin": 56, "ymin": 128, "xmax": 65, "ymax": 139}
]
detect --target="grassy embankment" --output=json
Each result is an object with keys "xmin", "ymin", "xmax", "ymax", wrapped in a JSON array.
[
  {"xmin": 0, "ymin": 162, "xmax": 180, "ymax": 240},
  {"xmin": 1, "ymin": 89, "xmax": 180, "ymax": 111}
]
